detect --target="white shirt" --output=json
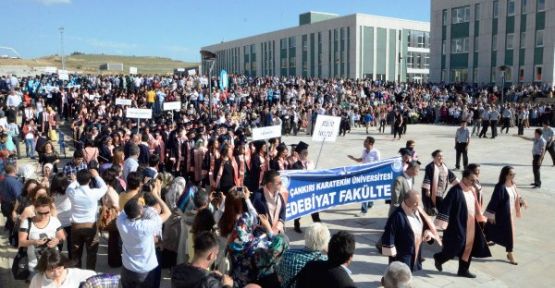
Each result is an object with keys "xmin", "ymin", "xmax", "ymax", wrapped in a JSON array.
[
  {"xmin": 24, "ymin": 217, "xmax": 62, "ymax": 271},
  {"xmin": 361, "ymin": 148, "xmax": 380, "ymax": 163},
  {"xmin": 117, "ymin": 207, "xmax": 161, "ymax": 273},
  {"xmin": 7, "ymin": 94, "xmax": 22, "ymax": 107},
  {"xmin": 53, "ymin": 194, "xmax": 72, "ymax": 227},
  {"xmin": 66, "ymin": 176, "xmax": 107, "ymax": 223},
  {"xmin": 29, "ymin": 268, "xmax": 96, "ymax": 288},
  {"xmin": 123, "ymin": 157, "xmax": 139, "ymax": 181}
]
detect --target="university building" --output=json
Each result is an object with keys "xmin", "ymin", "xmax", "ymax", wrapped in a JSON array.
[
  {"xmin": 201, "ymin": 12, "xmax": 430, "ymax": 82},
  {"xmin": 430, "ymin": 0, "xmax": 554, "ymax": 84}
]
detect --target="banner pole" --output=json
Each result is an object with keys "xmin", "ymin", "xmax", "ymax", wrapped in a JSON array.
[{"xmin": 315, "ymin": 137, "xmax": 326, "ymax": 169}]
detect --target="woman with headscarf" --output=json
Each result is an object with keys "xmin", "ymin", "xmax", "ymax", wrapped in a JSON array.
[{"xmin": 422, "ymin": 150, "xmax": 458, "ymax": 216}]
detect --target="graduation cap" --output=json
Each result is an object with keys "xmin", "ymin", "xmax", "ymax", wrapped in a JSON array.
[{"xmin": 295, "ymin": 141, "xmax": 309, "ymax": 153}]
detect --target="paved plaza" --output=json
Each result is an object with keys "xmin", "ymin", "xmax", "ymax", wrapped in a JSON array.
[{"xmin": 1, "ymin": 123, "xmax": 554, "ymax": 287}]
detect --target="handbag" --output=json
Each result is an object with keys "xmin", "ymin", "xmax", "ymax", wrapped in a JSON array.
[
  {"xmin": 98, "ymin": 205, "xmax": 118, "ymax": 232},
  {"xmin": 12, "ymin": 218, "xmax": 32, "ymax": 280},
  {"xmin": 48, "ymin": 129, "xmax": 58, "ymax": 141}
]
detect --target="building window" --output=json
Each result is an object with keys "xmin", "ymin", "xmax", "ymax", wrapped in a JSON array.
[
  {"xmin": 522, "ymin": 0, "xmax": 528, "ymax": 14},
  {"xmin": 493, "ymin": 0, "xmax": 499, "ymax": 18},
  {"xmin": 520, "ymin": 32, "xmax": 526, "ymax": 48},
  {"xmin": 536, "ymin": 30, "xmax": 544, "ymax": 47},
  {"xmin": 475, "ymin": 3, "xmax": 480, "ymax": 19},
  {"xmin": 451, "ymin": 37, "xmax": 469, "ymax": 53},
  {"xmin": 441, "ymin": 69, "xmax": 447, "ymax": 81},
  {"xmin": 452, "ymin": 6, "xmax": 471, "ymax": 24},
  {"xmin": 451, "ymin": 69, "xmax": 469, "ymax": 82},
  {"xmin": 519, "ymin": 67, "xmax": 525, "ymax": 81},
  {"xmin": 474, "ymin": 36, "xmax": 479, "ymax": 52},
  {"xmin": 289, "ymin": 37, "xmax": 296, "ymax": 48},
  {"xmin": 535, "ymin": 65, "xmax": 542, "ymax": 81},
  {"xmin": 503, "ymin": 67, "xmax": 513, "ymax": 82},
  {"xmin": 492, "ymin": 35, "xmax": 498, "ymax": 51},
  {"xmin": 442, "ymin": 9, "xmax": 448, "ymax": 25},
  {"xmin": 491, "ymin": 67, "xmax": 497, "ymax": 82},
  {"xmin": 507, "ymin": 33, "xmax": 515, "ymax": 49},
  {"xmin": 507, "ymin": 0, "xmax": 516, "ymax": 16},
  {"xmin": 442, "ymin": 40, "xmax": 446, "ymax": 55},
  {"xmin": 537, "ymin": 0, "xmax": 545, "ymax": 12},
  {"xmin": 473, "ymin": 68, "xmax": 479, "ymax": 83}
]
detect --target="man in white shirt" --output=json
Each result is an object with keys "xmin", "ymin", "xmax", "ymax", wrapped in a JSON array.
[
  {"xmin": 123, "ymin": 144, "xmax": 140, "ymax": 181},
  {"xmin": 348, "ymin": 136, "xmax": 381, "ymax": 217},
  {"xmin": 66, "ymin": 168, "xmax": 107, "ymax": 270},
  {"xmin": 6, "ymin": 90, "xmax": 22, "ymax": 109},
  {"xmin": 117, "ymin": 179, "xmax": 171, "ymax": 288}
]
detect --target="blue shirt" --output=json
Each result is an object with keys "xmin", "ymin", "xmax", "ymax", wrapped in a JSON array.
[
  {"xmin": 0, "ymin": 174, "xmax": 23, "ymax": 203},
  {"xmin": 117, "ymin": 207, "xmax": 162, "ymax": 273}
]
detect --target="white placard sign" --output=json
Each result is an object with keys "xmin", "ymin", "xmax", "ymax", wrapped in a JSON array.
[
  {"xmin": 129, "ymin": 66, "xmax": 138, "ymax": 75},
  {"xmin": 115, "ymin": 98, "xmax": 132, "ymax": 106},
  {"xmin": 126, "ymin": 108, "xmax": 152, "ymax": 119},
  {"xmin": 188, "ymin": 69, "xmax": 196, "ymax": 76},
  {"xmin": 163, "ymin": 101, "xmax": 182, "ymax": 111},
  {"xmin": 58, "ymin": 70, "xmax": 69, "ymax": 80},
  {"xmin": 312, "ymin": 115, "xmax": 341, "ymax": 142},
  {"xmin": 252, "ymin": 125, "xmax": 282, "ymax": 141}
]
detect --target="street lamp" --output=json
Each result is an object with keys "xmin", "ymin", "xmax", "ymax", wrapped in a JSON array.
[
  {"xmin": 59, "ymin": 27, "xmax": 65, "ymax": 70},
  {"xmin": 200, "ymin": 50, "xmax": 217, "ymax": 120},
  {"xmin": 398, "ymin": 56, "xmax": 404, "ymax": 83},
  {"xmin": 499, "ymin": 65, "xmax": 508, "ymax": 104}
]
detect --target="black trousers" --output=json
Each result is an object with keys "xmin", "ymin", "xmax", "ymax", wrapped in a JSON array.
[
  {"xmin": 517, "ymin": 119, "xmax": 524, "ymax": 135},
  {"xmin": 502, "ymin": 118, "xmax": 511, "ymax": 134},
  {"xmin": 490, "ymin": 120, "xmax": 498, "ymax": 138},
  {"xmin": 455, "ymin": 142, "xmax": 469, "ymax": 169},
  {"xmin": 478, "ymin": 120, "xmax": 489, "ymax": 137},
  {"xmin": 545, "ymin": 142, "xmax": 555, "ymax": 166},
  {"xmin": 533, "ymin": 154, "xmax": 542, "ymax": 186},
  {"xmin": 434, "ymin": 251, "xmax": 473, "ymax": 274},
  {"xmin": 294, "ymin": 213, "xmax": 321, "ymax": 229},
  {"xmin": 71, "ymin": 224, "xmax": 99, "ymax": 270}
]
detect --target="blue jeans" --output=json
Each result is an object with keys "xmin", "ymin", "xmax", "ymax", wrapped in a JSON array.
[
  {"xmin": 361, "ymin": 201, "xmax": 374, "ymax": 213},
  {"xmin": 25, "ymin": 138, "xmax": 35, "ymax": 158}
]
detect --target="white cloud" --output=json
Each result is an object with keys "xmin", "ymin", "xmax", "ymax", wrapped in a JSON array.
[{"xmin": 35, "ymin": 0, "xmax": 72, "ymax": 5}]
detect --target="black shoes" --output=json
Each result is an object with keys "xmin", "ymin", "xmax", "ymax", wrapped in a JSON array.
[
  {"xmin": 433, "ymin": 254, "xmax": 443, "ymax": 272},
  {"xmin": 457, "ymin": 270, "xmax": 477, "ymax": 278}
]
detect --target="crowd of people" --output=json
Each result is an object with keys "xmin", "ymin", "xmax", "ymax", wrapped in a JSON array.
[{"xmin": 0, "ymin": 71, "xmax": 554, "ymax": 287}]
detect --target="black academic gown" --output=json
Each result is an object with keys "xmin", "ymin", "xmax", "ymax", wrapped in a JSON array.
[
  {"xmin": 436, "ymin": 184, "xmax": 491, "ymax": 259},
  {"xmin": 382, "ymin": 206, "xmax": 433, "ymax": 271},
  {"xmin": 246, "ymin": 155, "xmax": 263, "ymax": 192},
  {"xmin": 484, "ymin": 184, "xmax": 517, "ymax": 251}
]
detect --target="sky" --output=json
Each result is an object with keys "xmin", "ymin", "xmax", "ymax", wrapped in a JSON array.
[{"xmin": 1, "ymin": 0, "xmax": 431, "ymax": 62}]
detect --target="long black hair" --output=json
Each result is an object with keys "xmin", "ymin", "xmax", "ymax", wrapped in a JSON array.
[{"xmin": 498, "ymin": 166, "xmax": 514, "ymax": 185}]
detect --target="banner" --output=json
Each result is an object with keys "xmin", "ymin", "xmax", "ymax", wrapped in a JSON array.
[
  {"xmin": 126, "ymin": 108, "xmax": 152, "ymax": 119},
  {"xmin": 115, "ymin": 98, "xmax": 132, "ymax": 106},
  {"xmin": 312, "ymin": 115, "xmax": 341, "ymax": 142},
  {"xmin": 281, "ymin": 157, "xmax": 403, "ymax": 221},
  {"xmin": 163, "ymin": 101, "xmax": 182, "ymax": 111},
  {"xmin": 188, "ymin": 69, "xmax": 197, "ymax": 76},
  {"xmin": 129, "ymin": 66, "xmax": 138, "ymax": 75},
  {"xmin": 219, "ymin": 70, "xmax": 229, "ymax": 89},
  {"xmin": 58, "ymin": 70, "xmax": 69, "ymax": 81},
  {"xmin": 252, "ymin": 124, "xmax": 282, "ymax": 140}
]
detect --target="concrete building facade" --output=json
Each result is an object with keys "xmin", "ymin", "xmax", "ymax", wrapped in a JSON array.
[
  {"xmin": 201, "ymin": 12, "xmax": 430, "ymax": 82},
  {"xmin": 430, "ymin": 0, "xmax": 555, "ymax": 85}
]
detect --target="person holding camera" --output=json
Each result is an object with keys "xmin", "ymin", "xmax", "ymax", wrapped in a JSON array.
[
  {"xmin": 484, "ymin": 166, "xmax": 527, "ymax": 265},
  {"xmin": 17, "ymin": 195, "xmax": 65, "ymax": 279},
  {"xmin": 117, "ymin": 176, "xmax": 171, "ymax": 288}
]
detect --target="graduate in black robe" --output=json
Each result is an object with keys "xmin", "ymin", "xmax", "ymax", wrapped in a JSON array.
[
  {"xmin": 484, "ymin": 166, "xmax": 526, "ymax": 265},
  {"xmin": 246, "ymin": 140, "xmax": 266, "ymax": 192},
  {"xmin": 433, "ymin": 169, "xmax": 491, "ymax": 278},
  {"xmin": 382, "ymin": 190, "xmax": 441, "ymax": 271}
]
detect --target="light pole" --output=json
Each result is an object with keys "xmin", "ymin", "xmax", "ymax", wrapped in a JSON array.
[
  {"xmin": 398, "ymin": 56, "xmax": 404, "ymax": 83},
  {"xmin": 59, "ymin": 27, "xmax": 65, "ymax": 70},
  {"xmin": 499, "ymin": 65, "xmax": 508, "ymax": 104},
  {"xmin": 200, "ymin": 50, "xmax": 217, "ymax": 120}
]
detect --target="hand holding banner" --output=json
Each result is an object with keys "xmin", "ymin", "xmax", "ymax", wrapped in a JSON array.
[{"xmin": 281, "ymin": 157, "xmax": 403, "ymax": 221}]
